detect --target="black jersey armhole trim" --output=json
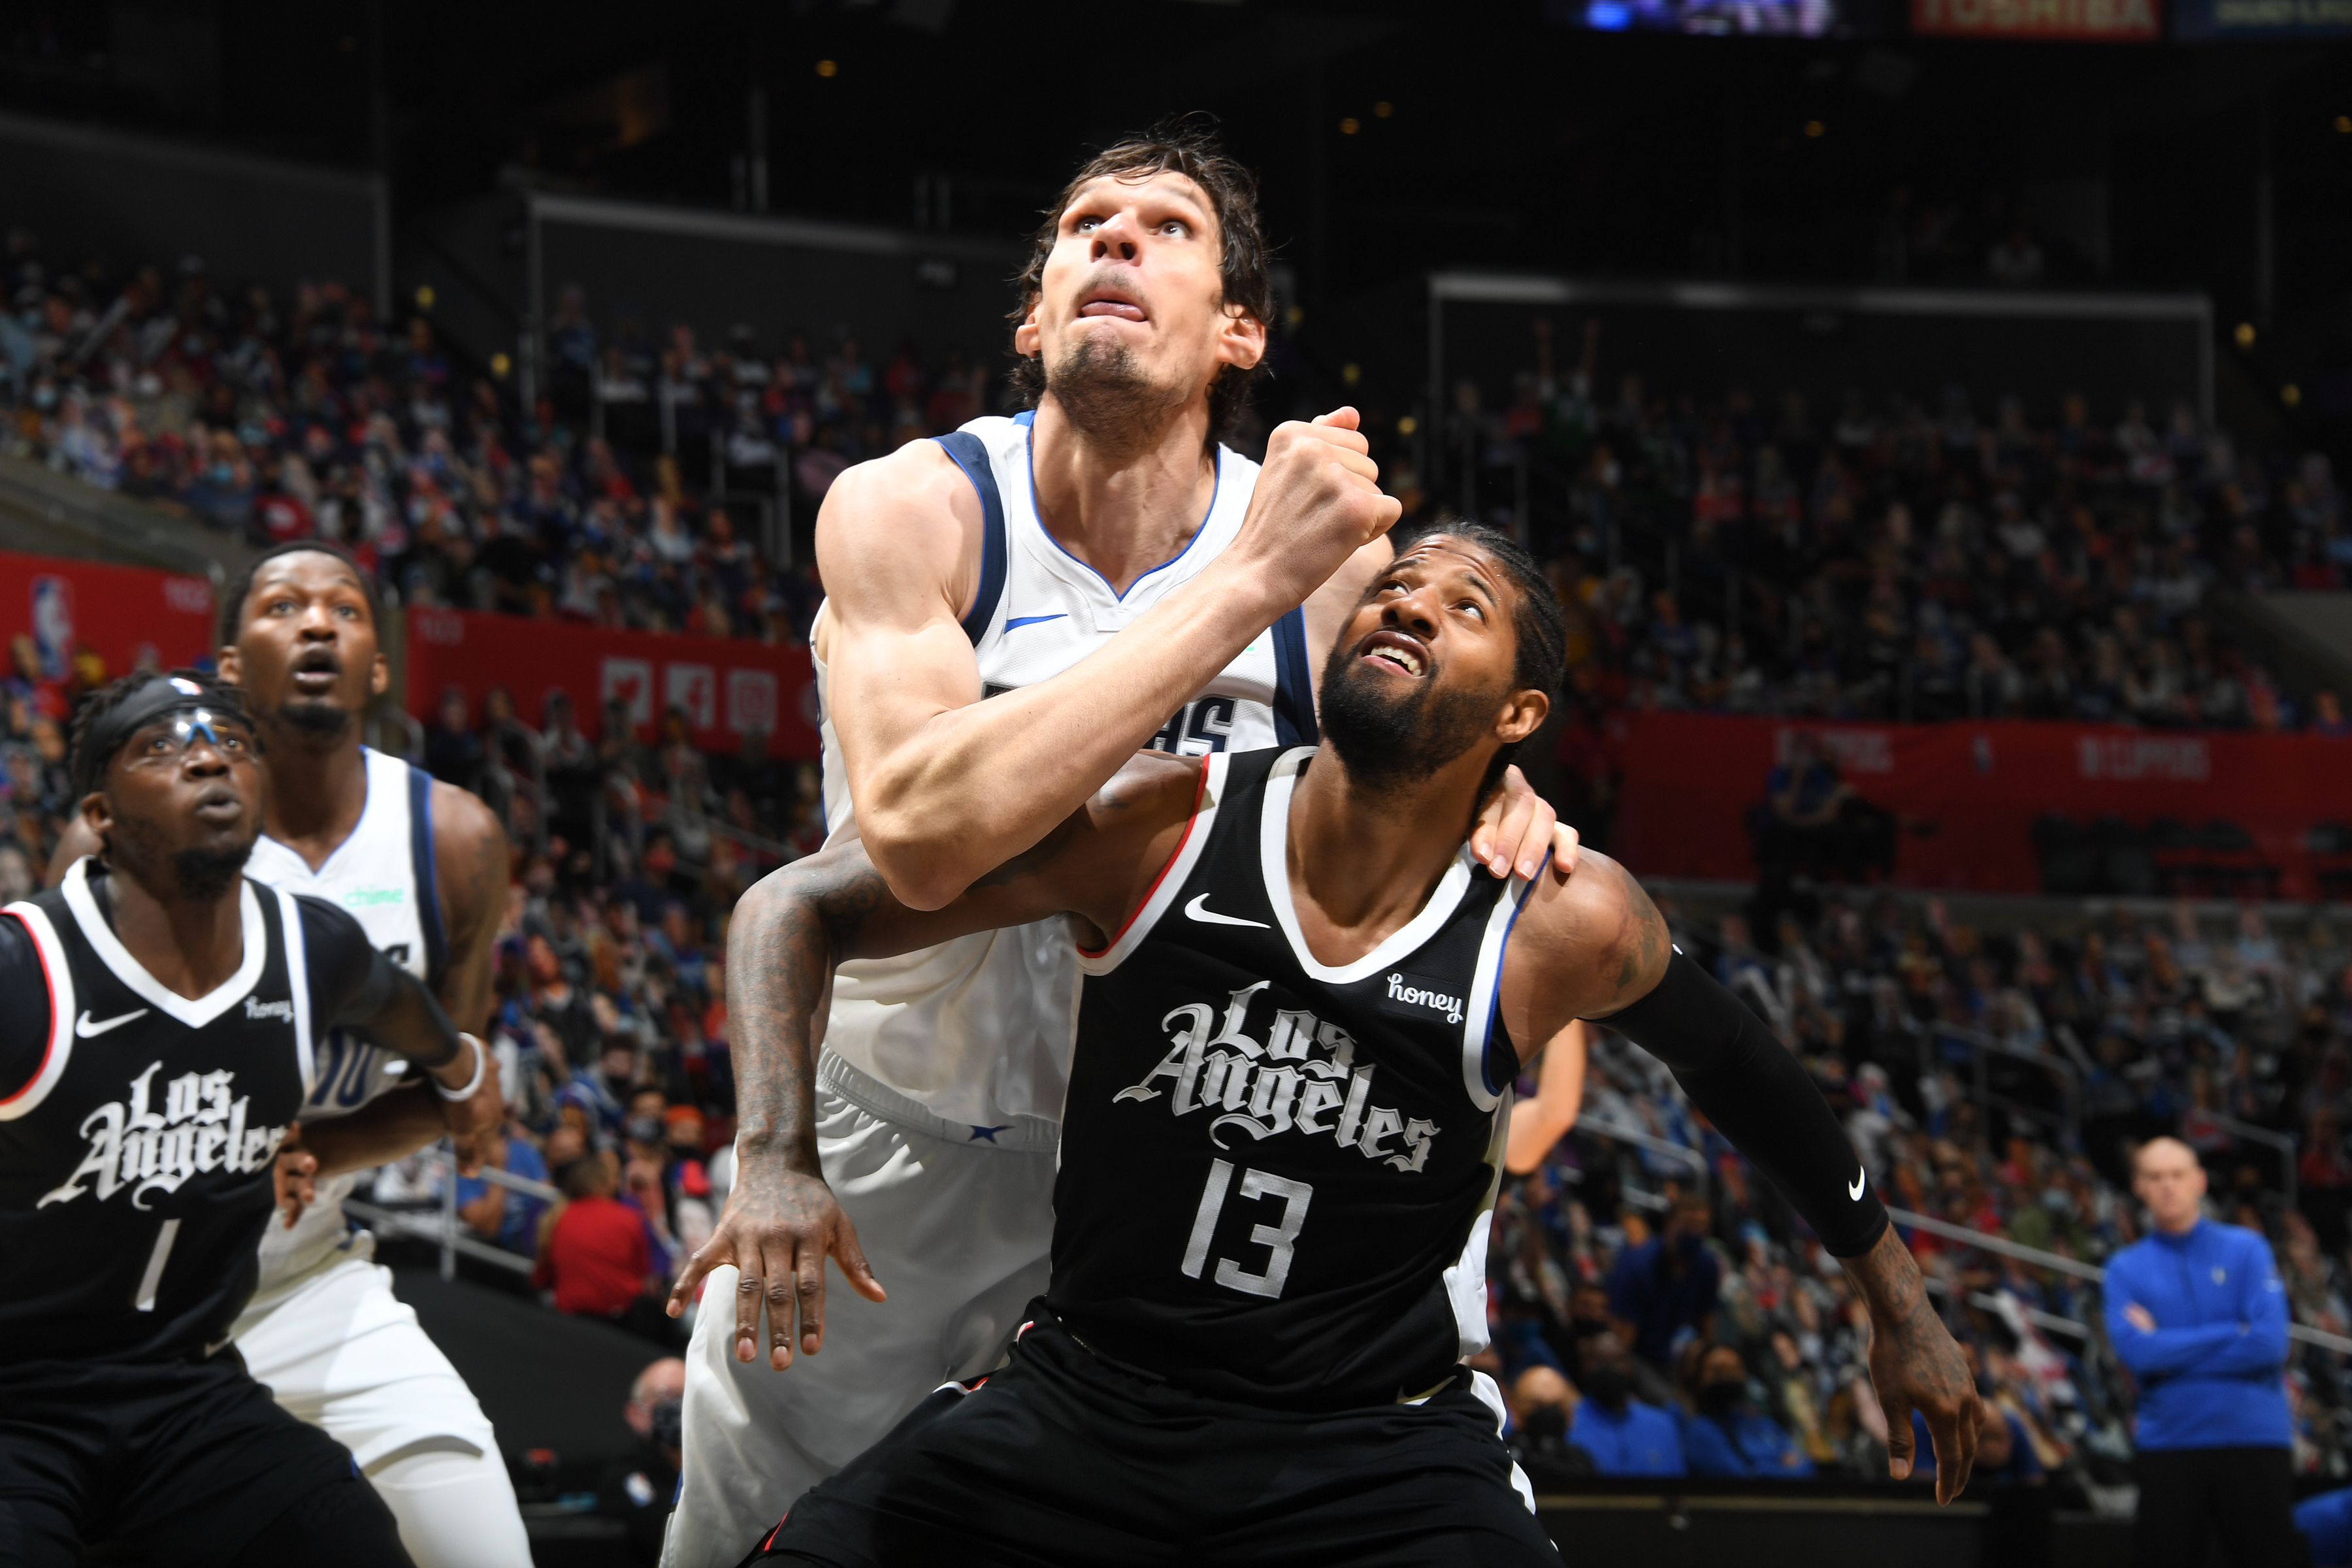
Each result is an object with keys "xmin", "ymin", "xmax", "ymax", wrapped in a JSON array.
[
  {"xmin": 932, "ymin": 431, "xmax": 1007, "ymax": 645},
  {"xmin": 1480, "ymin": 867, "xmax": 1544, "ymax": 1098},
  {"xmin": 1271, "ymin": 606, "xmax": 1318, "ymax": 746},
  {"xmin": 408, "ymin": 763, "xmax": 448, "ymax": 991},
  {"xmin": 0, "ymin": 908, "xmax": 59, "ymax": 1111}
]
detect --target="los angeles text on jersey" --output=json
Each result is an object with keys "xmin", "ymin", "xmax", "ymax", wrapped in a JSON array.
[
  {"xmin": 1113, "ymin": 979, "xmax": 1440, "ymax": 1173},
  {"xmin": 39, "ymin": 1058, "xmax": 290, "ymax": 1210}
]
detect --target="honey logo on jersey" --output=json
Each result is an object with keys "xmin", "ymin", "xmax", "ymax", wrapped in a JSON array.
[
  {"xmin": 1113, "ymin": 980, "xmax": 1439, "ymax": 1173},
  {"xmin": 37, "ymin": 1060, "xmax": 288, "ymax": 1211}
]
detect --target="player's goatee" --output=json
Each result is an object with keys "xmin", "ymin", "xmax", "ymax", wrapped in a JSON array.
[
  {"xmin": 276, "ymin": 698, "xmax": 351, "ymax": 741},
  {"xmin": 1316, "ymin": 638, "xmax": 1497, "ymax": 791},
  {"xmin": 1047, "ymin": 335, "xmax": 1186, "ymax": 453}
]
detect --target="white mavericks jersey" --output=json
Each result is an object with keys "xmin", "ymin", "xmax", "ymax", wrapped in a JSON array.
[
  {"xmin": 813, "ymin": 411, "xmax": 1320, "ymax": 1144},
  {"xmin": 242, "ymin": 745, "xmax": 445, "ymax": 1295}
]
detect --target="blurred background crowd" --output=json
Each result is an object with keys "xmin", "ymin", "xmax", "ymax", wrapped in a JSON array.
[{"xmin": 4, "ymin": 221, "xmax": 2352, "ymax": 1502}]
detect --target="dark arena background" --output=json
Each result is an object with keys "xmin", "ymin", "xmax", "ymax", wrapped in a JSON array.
[{"xmin": 2, "ymin": 1, "xmax": 2351, "ymax": 1565}]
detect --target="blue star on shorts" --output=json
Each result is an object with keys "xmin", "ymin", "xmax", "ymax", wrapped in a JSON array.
[{"xmin": 968, "ymin": 1124, "xmax": 1013, "ymax": 1143}]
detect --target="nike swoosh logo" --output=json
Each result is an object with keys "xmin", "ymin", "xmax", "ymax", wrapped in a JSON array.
[
  {"xmin": 76, "ymin": 1007, "xmax": 150, "ymax": 1037},
  {"xmin": 1004, "ymin": 613, "xmax": 1066, "ymax": 632},
  {"xmin": 1848, "ymin": 1166, "xmax": 1867, "ymax": 1202},
  {"xmin": 1184, "ymin": 894, "xmax": 1269, "ymax": 929}
]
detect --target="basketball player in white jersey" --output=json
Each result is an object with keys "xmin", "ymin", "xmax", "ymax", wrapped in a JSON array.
[
  {"xmin": 50, "ymin": 541, "xmax": 531, "ymax": 1568},
  {"xmin": 661, "ymin": 120, "xmax": 1572, "ymax": 1567}
]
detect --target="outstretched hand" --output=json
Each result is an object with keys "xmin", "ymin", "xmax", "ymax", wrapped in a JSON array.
[
  {"xmin": 666, "ymin": 1157, "xmax": 886, "ymax": 1369},
  {"xmin": 1842, "ymin": 1226, "xmax": 1984, "ymax": 1503},
  {"xmin": 1471, "ymin": 765, "xmax": 1579, "ymax": 883}
]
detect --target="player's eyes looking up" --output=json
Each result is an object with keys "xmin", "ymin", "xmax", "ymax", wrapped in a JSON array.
[{"xmin": 127, "ymin": 711, "xmax": 256, "ymax": 766}]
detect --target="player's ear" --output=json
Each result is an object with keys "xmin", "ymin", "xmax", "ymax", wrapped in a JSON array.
[
  {"xmin": 1012, "ymin": 296, "xmax": 1042, "ymax": 359},
  {"xmin": 1217, "ymin": 305, "xmax": 1266, "ymax": 374},
  {"xmin": 369, "ymin": 650, "xmax": 390, "ymax": 698},
  {"xmin": 1495, "ymin": 688, "xmax": 1549, "ymax": 747},
  {"xmin": 215, "ymin": 644, "xmax": 242, "ymax": 683},
  {"xmin": 79, "ymin": 790, "xmax": 112, "ymax": 846}
]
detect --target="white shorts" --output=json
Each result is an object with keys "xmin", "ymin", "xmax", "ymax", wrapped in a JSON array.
[
  {"xmin": 662, "ymin": 1071, "xmax": 1058, "ymax": 1568},
  {"xmin": 233, "ymin": 1246, "xmax": 532, "ymax": 1568}
]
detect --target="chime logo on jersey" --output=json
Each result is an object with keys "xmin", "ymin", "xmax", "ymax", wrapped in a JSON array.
[
  {"xmin": 1113, "ymin": 979, "xmax": 1439, "ymax": 1173},
  {"xmin": 37, "ymin": 1060, "xmax": 289, "ymax": 1211}
]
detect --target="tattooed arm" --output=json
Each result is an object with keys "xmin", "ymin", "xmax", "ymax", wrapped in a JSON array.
[
  {"xmin": 668, "ymin": 752, "xmax": 1201, "ymax": 1370},
  {"xmin": 1499, "ymin": 851, "xmax": 1984, "ymax": 1501}
]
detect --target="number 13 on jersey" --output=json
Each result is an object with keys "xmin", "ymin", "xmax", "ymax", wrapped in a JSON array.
[{"xmin": 1181, "ymin": 1157, "xmax": 1313, "ymax": 1299}]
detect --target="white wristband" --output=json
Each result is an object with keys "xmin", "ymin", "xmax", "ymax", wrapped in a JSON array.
[{"xmin": 434, "ymin": 1033, "xmax": 489, "ymax": 1102}]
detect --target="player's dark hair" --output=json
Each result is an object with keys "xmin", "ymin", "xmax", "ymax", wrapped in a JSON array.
[
  {"xmin": 1005, "ymin": 114, "xmax": 1273, "ymax": 448},
  {"xmin": 216, "ymin": 540, "xmax": 384, "ymax": 649},
  {"xmin": 68, "ymin": 668, "xmax": 253, "ymax": 801}
]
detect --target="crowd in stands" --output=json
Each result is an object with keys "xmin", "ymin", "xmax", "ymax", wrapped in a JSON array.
[
  {"xmin": 1435, "ymin": 321, "xmax": 2348, "ymax": 774},
  {"xmin": 1488, "ymin": 887, "xmax": 2352, "ymax": 1490},
  {"xmin": 8, "ymin": 230, "xmax": 2352, "ymax": 1497}
]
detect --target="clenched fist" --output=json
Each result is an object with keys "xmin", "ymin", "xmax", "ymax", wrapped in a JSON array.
[{"xmin": 1232, "ymin": 408, "xmax": 1403, "ymax": 610}]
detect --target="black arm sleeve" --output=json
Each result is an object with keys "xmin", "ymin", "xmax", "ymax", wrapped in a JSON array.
[
  {"xmin": 295, "ymin": 894, "xmax": 383, "ymax": 1025},
  {"xmin": 0, "ymin": 912, "xmax": 52, "ymax": 1102},
  {"xmin": 299, "ymin": 894, "xmax": 463, "ymax": 1066},
  {"xmin": 1601, "ymin": 951, "xmax": 1889, "ymax": 1258}
]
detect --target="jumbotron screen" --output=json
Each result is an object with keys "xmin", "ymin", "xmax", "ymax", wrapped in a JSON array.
[{"xmin": 1549, "ymin": 0, "xmax": 1848, "ymax": 34}]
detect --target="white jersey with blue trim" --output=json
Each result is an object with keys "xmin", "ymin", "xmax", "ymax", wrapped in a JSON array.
[
  {"xmin": 242, "ymin": 745, "xmax": 446, "ymax": 1292},
  {"xmin": 812, "ymin": 411, "xmax": 1321, "ymax": 1138}
]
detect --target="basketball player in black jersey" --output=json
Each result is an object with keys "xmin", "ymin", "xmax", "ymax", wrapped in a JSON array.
[
  {"xmin": 694, "ymin": 522, "xmax": 1984, "ymax": 1566},
  {"xmin": 0, "ymin": 670, "xmax": 485, "ymax": 1567}
]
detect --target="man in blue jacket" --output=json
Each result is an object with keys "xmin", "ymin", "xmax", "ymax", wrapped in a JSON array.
[{"xmin": 2102, "ymin": 1137, "xmax": 2299, "ymax": 1568}]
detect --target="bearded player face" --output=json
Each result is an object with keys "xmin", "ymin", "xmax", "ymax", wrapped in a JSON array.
[{"xmin": 1318, "ymin": 536, "xmax": 1546, "ymax": 792}]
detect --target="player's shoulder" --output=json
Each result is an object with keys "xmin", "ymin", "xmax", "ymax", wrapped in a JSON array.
[
  {"xmin": 815, "ymin": 429, "xmax": 992, "ymax": 619},
  {"xmin": 284, "ymin": 886, "xmax": 367, "ymax": 945},
  {"xmin": 1091, "ymin": 749, "xmax": 1209, "ymax": 824}
]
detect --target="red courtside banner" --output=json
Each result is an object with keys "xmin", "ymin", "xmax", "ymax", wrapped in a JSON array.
[
  {"xmin": 1609, "ymin": 711, "xmax": 2349, "ymax": 899},
  {"xmin": 0, "ymin": 547, "xmax": 217, "ymax": 687},
  {"xmin": 1910, "ymin": 0, "xmax": 2161, "ymax": 37},
  {"xmin": 405, "ymin": 608, "xmax": 820, "ymax": 760}
]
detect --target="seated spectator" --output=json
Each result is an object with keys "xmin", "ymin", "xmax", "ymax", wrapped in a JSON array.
[
  {"xmin": 455, "ymin": 1107, "xmax": 552, "ymax": 1255},
  {"xmin": 1746, "ymin": 730, "xmax": 1897, "ymax": 886},
  {"xmin": 1677, "ymin": 1342, "xmax": 1814, "ymax": 1478},
  {"xmin": 534, "ymin": 1154, "xmax": 664, "ymax": 1342},
  {"xmin": 424, "ymin": 684, "xmax": 484, "ymax": 791},
  {"xmin": 1568, "ymin": 1337, "xmax": 1686, "ymax": 1477},
  {"xmin": 1607, "ymin": 1192, "xmax": 1721, "ymax": 1371},
  {"xmin": 1508, "ymin": 1365, "xmax": 1593, "ymax": 1490},
  {"xmin": 599, "ymin": 1356, "xmax": 685, "ymax": 1565}
]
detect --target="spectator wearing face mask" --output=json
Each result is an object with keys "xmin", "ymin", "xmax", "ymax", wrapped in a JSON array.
[
  {"xmin": 600, "ymin": 1356, "xmax": 685, "ymax": 1565},
  {"xmin": 1568, "ymin": 1335, "xmax": 1686, "ymax": 1477},
  {"xmin": 1507, "ymin": 1365, "xmax": 1595, "ymax": 1490},
  {"xmin": 1676, "ymin": 1342, "xmax": 1814, "ymax": 1478},
  {"xmin": 1608, "ymin": 1192, "xmax": 1722, "ymax": 1371}
]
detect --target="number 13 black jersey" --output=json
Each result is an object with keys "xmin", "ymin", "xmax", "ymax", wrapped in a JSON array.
[{"xmin": 1052, "ymin": 746, "xmax": 1533, "ymax": 1411}]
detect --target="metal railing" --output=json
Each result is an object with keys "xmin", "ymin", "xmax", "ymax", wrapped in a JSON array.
[
  {"xmin": 2198, "ymin": 1111, "xmax": 2299, "ymax": 1215},
  {"xmin": 1577, "ymin": 1113, "xmax": 1710, "ymax": 1194},
  {"xmin": 346, "ymin": 1140, "xmax": 562, "ymax": 1282},
  {"xmin": 1886, "ymin": 1204, "xmax": 2352, "ymax": 1357}
]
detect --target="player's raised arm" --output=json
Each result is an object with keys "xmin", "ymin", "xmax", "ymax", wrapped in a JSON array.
[
  {"xmin": 673, "ymin": 751, "xmax": 1204, "ymax": 1367},
  {"xmin": 821, "ymin": 418, "xmax": 1394, "ymax": 911},
  {"xmin": 1499, "ymin": 851, "xmax": 1985, "ymax": 1503}
]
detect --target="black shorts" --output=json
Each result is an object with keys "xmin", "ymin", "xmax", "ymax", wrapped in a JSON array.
[
  {"xmin": 0, "ymin": 1347, "xmax": 373, "ymax": 1568},
  {"xmin": 745, "ymin": 1303, "xmax": 1562, "ymax": 1568}
]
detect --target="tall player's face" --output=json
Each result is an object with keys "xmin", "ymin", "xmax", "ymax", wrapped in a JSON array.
[
  {"xmin": 1017, "ymin": 171, "xmax": 1265, "ymax": 429},
  {"xmin": 1318, "ymin": 539, "xmax": 1548, "ymax": 789},
  {"xmin": 220, "ymin": 552, "xmax": 389, "ymax": 742}
]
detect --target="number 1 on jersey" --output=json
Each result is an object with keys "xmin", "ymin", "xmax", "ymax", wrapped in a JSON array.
[{"xmin": 1181, "ymin": 1157, "xmax": 1313, "ymax": 1300}]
